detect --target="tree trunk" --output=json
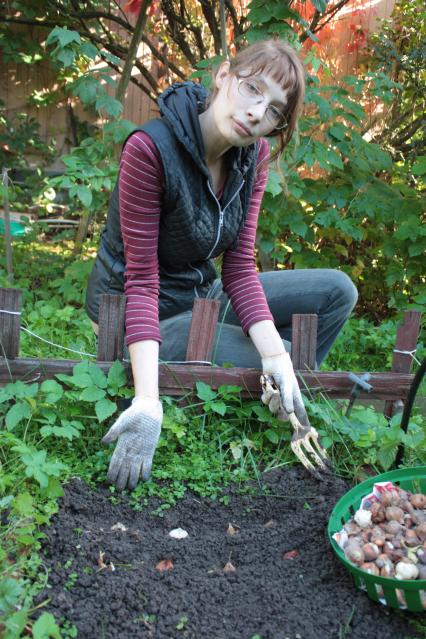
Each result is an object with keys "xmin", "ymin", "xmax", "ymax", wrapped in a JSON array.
[{"xmin": 115, "ymin": 0, "xmax": 153, "ymax": 105}]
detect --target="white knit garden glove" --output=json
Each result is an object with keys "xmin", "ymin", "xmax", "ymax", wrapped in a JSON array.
[
  {"xmin": 261, "ymin": 352, "xmax": 310, "ymax": 426},
  {"xmin": 101, "ymin": 397, "xmax": 162, "ymax": 491}
]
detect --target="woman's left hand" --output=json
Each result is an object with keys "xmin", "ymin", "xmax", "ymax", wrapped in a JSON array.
[{"xmin": 261, "ymin": 352, "xmax": 309, "ymax": 425}]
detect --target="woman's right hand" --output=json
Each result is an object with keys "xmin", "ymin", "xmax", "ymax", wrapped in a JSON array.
[
  {"xmin": 101, "ymin": 396, "xmax": 163, "ymax": 491},
  {"xmin": 261, "ymin": 351, "xmax": 310, "ymax": 425}
]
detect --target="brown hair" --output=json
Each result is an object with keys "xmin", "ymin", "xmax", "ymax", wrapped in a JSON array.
[{"xmin": 208, "ymin": 39, "xmax": 305, "ymax": 167}]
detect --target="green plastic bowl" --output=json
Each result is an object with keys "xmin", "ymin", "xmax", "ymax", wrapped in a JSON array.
[{"xmin": 328, "ymin": 466, "xmax": 426, "ymax": 612}]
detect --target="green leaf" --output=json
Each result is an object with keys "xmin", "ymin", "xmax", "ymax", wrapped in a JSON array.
[
  {"xmin": 266, "ymin": 168, "xmax": 282, "ymax": 197},
  {"xmin": 40, "ymin": 380, "xmax": 63, "ymax": 404},
  {"xmin": 79, "ymin": 386, "xmax": 106, "ymax": 402},
  {"xmin": 56, "ymin": 48, "xmax": 76, "ymax": 67},
  {"xmin": 46, "ymin": 27, "xmax": 81, "ymax": 47},
  {"xmin": 0, "ymin": 578, "xmax": 24, "ymax": 615},
  {"xmin": 265, "ymin": 429, "xmax": 279, "ymax": 444},
  {"xmin": 0, "ymin": 385, "xmax": 14, "ymax": 403},
  {"xmin": 107, "ymin": 360, "xmax": 127, "ymax": 393},
  {"xmin": 76, "ymin": 185, "xmax": 92, "ymax": 208},
  {"xmin": 196, "ymin": 381, "xmax": 217, "ymax": 402},
  {"xmin": 104, "ymin": 119, "xmax": 137, "ymax": 144},
  {"xmin": 259, "ymin": 239, "xmax": 274, "ymax": 253},
  {"xmin": 40, "ymin": 421, "xmax": 83, "ymax": 441},
  {"xmin": 32, "ymin": 612, "xmax": 61, "ymax": 639},
  {"xmin": 412, "ymin": 156, "xmax": 426, "ymax": 176},
  {"xmin": 69, "ymin": 373, "xmax": 92, "ymax": 388},
  {"xmin": 252, "ymin": 404, "xmax": 275, "ymax": 422},
  {"xmin": 208, "ymin": 401, "xmax": 227, "ymax": 416},
  {"xmin": 55, "ymin": 373, "xmax": 74, "ymax": 385},
  {"xmin": 409, "ymin": 241, "xmax": 426, "ymax": 257},
  {"xmin": 15, "ymin": 449, "xmax": 67, "ymax": 489},
  {"xmin": 87, "ymin": 363, "xmax": 108, "ymax": 388},
  {"xmin": 377, "ymin": 445, "xmax": 397, "ymax": 471},
  {"xmin": 95, "ymin": 94, "xmax": 123, "ymax": 118},
  {"xmin": 13, "ymin": 492, "xmax": 34, "ymax": 516},
  {"xmin": 288, "ymin": 217, "xmax": 308, "ymax": 237},
  {"xmin": 80, "ymin": 41, "xmax": 99, "ymax": 60},
  {"xmin": 321, "ymin": 436, "xmax": 333, "ymax": 449},
  {"xmin": 328, "ymin": 124, "xmax": 348, "ymax": 141},
  {"xmin": 99, "ymin": 51, "xmax": 120, "ymax": 66},
  {"xmin": 95, "ymin": 398, "xmax": 117, "ymax": 422},
  {"xmin": 401, "ymin": 424, "xmax": 425, "ymax": 448},
  {"xmin": 326, "ymin": 148, "xmax": 344, "ymax": 170},
  {"xmin": 6, "ymin": 381, "xmax": 39, "ymax": 400},
  {"xmin": 6, "ymin": 402, "xmax": 31, "ymax": 430},
  {"xmin": 70, "ymin": 75, "xmax": 99, "ymax": 104},
  {"xmin": 39, "ymin": 477, "xmax": 64, "ymax": 500},
  {"xmin": 0, "ymin": 495, "xmax": 14, "ymax": 510},
  {"xmin": 4, "ymin": 608, "xmax": 28, "ymax": 637}
]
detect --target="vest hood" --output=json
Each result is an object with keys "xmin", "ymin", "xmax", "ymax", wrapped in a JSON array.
[
  {"xmin": 157, "ymin": 81, "xmax": 256, "ymax": 177},
  {"xmin": 157, "ymin": 81, "xmax": 209, "ymax": 175}
]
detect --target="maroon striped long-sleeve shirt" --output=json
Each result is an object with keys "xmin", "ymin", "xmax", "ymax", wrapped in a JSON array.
[{"xmin": 119, "ymin": 131, "xmax": 274, "ymax": 347}]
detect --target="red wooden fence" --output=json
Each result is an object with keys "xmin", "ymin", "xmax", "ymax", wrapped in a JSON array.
[{"xmin": 0, "ymin": 288, "xmax": 421, "ymax": 406}]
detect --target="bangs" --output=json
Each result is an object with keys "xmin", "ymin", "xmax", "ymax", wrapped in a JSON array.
[{"xmin": 232, "ymin": 51, "xmax": 299, "ymax": 94}]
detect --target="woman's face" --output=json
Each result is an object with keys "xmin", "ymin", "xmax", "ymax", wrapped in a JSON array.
[{"xmin": 211, "ymin": 61, "xmax": 288, "ymax": 147}]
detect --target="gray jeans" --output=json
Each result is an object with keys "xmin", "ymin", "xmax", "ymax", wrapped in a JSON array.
[{"xmin": 158, "ymin": 269, "xmax": 358, "ymax": 369}]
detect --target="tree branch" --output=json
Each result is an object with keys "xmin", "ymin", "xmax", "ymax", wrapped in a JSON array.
[
  {"xmin": 300, "ymin": 0, "xmax": 351, "ymax": 42},
  {"xmin": 141, "ymin": 34, "xmax": 186, "ymax": 80},
  {"xmin": 160, "ymin": 0, "xmax": 198, "ymax": 66},
  {"xmin": 199, "ymin": 0, "xmax": 222, "ymax": 55},
  {"xmin": 115, "ymin": 0, "xmax": 152, "ymax": 104}
]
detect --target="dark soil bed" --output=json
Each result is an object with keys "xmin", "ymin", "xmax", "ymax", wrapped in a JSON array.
[{"xmin": 35, "ymin": 468, "xmax": 423, "ymax": 639}]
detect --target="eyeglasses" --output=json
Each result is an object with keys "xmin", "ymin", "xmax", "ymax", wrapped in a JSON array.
[{"xmin": 237, "ymin": 77, "xmax": 288, "ymax": 130}]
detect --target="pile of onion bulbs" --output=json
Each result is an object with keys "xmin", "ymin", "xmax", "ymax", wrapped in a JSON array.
[{"xmin": 340, "ymin": 485, "xmax": 426, "ymax": 608}]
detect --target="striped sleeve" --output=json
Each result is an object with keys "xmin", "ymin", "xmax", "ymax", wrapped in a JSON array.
[
  {"xmin": 221, "ymin": 137, "xmax": 274, "ymax": 333},
  {"xmin": 119, "ymin": 130, "xmax": 164, "ymax": 346}
]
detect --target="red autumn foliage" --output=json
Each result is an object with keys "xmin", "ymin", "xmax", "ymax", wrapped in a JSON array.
[{"xmin": 123, "ymin": 0, "xmax": 158, "ymax": 16}]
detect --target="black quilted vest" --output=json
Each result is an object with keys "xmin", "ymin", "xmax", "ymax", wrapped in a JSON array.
[{"xmin": 85, "ymin": 81, "xmax": 259, "ymax": 323}]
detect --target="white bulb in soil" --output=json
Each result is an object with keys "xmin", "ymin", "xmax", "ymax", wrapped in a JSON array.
[{"xmin": 169, "ymin": 527, "xmax": 189, "ymax": 539}]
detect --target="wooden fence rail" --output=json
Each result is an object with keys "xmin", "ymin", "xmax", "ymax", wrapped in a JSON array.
[{"xmin": 0, "ymin": 288, "xmax": 422, "ymax": 407}]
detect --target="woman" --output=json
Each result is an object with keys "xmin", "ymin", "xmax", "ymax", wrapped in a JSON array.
[{"xmin": 85, "ymin": 39, "xmax": 358, "ymax": 491}]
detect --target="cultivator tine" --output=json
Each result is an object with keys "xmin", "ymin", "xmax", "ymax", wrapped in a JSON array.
[
  {"xmin": 260, "ymin": 374, "xmax": 331, "ymax": 478},
  {"xmin": 288, "ymin": 412, "xmax": 331, "ymax": 478}
]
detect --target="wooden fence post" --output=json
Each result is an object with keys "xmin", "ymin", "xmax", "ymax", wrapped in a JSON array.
[
  {"xmin": 291, "ymin": 314, "xmax": 318, "ymax": 370},
  {"xmin": 384, "ymin": 310, "xmax": 422, "ymax": 418},
  {"xmin": 96, "ymin": 294, "xmax": 126, "ymax": 361},
  {"xmin": 185, "ymin": 298, "xmax": 220, "ymax": 363},
  {"xmin": 0, "ymin": 288, "xmax": 22, "ymax": 359}
]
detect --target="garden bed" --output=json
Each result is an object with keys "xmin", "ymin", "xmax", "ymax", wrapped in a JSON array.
[{"xmin": 35, "ymin": 467, "xmax": 422, "ymax": 639}]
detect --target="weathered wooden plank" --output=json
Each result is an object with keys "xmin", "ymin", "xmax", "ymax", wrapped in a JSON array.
[
  {"xmin": 0, "ymin": 357, "xmax": 415, "ymax": 400},
  {"xmin": 291, "ymin": 314, "xmax": 318, "ymax": 370},
  {"xmin": 384, "ymin": 310, "xmax": 422, "ymax": 418},
  {"xmin": 0, "ymin": 287, "xmax": 22, "ymax": 359},
  {"xmin": 185, "ymin": 298, "xmax": 220, "ymax": 363},
  {"xmin": 97, "ymin": 294, "xmax": 126, "ymax": 362}
]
